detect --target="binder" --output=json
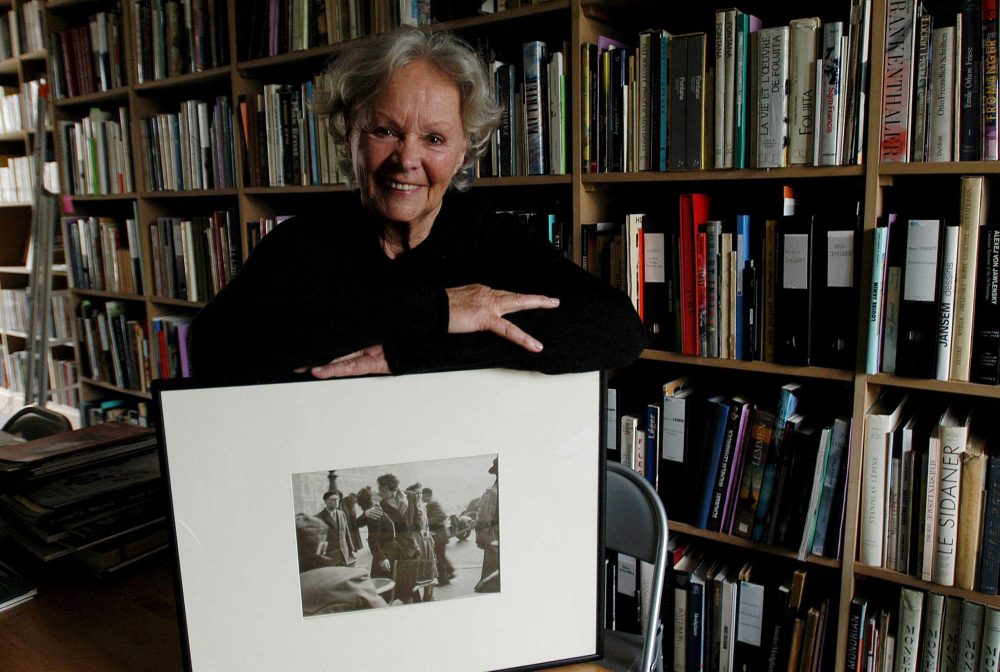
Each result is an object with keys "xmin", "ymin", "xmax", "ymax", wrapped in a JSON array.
[
  {"xmin": 774, "ymin": 215, "xmax": 814, "ymax": 365},
  {"xmin": 895, "ymin": 219, "xmax": 943, "ymax": 378}
]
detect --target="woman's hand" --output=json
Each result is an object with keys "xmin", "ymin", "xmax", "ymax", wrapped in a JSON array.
[
  {"xmin": 307, "ymin": 345, "xmax": 391, "ymax": 378},
  {"xmin": 446, "ymin": 284, "xmax": 559, "ymax": 353}
]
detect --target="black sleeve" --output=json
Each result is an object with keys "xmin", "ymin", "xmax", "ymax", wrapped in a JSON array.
[
  {"xmin": 189, "ymin": 217, "xmax": 449, "ymax": 383},
  {"xmin": 384, "ymin": 212, "xmax": 646, "ymax": 375}
]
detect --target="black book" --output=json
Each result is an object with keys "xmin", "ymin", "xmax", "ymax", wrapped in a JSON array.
[
  {"xmin": 642, "ymin": 213, "xmax": 674, "ymax": 349},
  {"xmin": 609, "ymin": 46, "xmax": 625, "ymax": 172},
  {"xmin": 972, "ymin": 224, "xmax": 1000, "ymax": 383},
  {"xmin": 960, "ymin": 0, "xmax": 983, "ymax": 160},
  {"xmin": 772, "ymin": 422, "xmax": 821, "ymax": 550},
  {"xmin": 685, "ymin": 33, "xmax": 707, "ymax": 170},
  {"xmin": 0, "ymin": 560, "xmax": 35, "ymax": 613},
  {"xmin": 495, "ymin": 63, "xmax": 516, "ymax": 177},
  {"xmin": 895, "ymin": 219, "xmax": 944, "ymax": 378},
  {"xmin": 774, "ymin": 215, "xmax": 815, "ymax": 366},
  {"xmin": 669, "ymin": 35, "xmax": 688, "ymax": 169},
  {"xmin": 978, "ymin": 449, "xmax": 1000, "ymax": 594},
  {"xmin": 810, "ymin": 210, "xmax": 861, "ymax": 369}
]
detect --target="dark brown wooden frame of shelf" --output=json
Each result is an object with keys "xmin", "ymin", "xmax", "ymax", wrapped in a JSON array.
[
  {"xmin": 670, "ymin": 521, "xmax": 842, "ymax": 570},
  {"xmin": 854, "ymin": 564, "xmax": 1000, "ymax": 607},
  {"xmin": 640, "ymin": 349, "xmax": 857, "ymax": 382}
]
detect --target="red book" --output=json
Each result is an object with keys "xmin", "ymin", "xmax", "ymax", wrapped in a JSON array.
[{"xmin": 679, "ymin": 193, "xmax": 711, "ymax": 355}]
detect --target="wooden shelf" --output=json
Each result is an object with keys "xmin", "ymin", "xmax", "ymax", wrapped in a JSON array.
[
  {"xmin": 0, "ymin": 130, "xmax": 27, "ymax": 142},
  {"xmin": 854, "ymin": 564, "xmax": 1000, "ymax": 606},
  {"xmin": 670, "ymin": 521, "xmax": 842, "ymax": 570},
  {"xmin": 866, "ymin": 373, "xmax": 1000, "ymax": 399},
  {"xmin": 53, "ymin": 87, "xmax": 129, "ymax": 108},
  {"xmin": 878, "ymin": 161, "xmax": 1000, "ymax": 176},
  {"xmin": 427, "ymin": 0, "xmax": 571, "ymax": 32},
  {"xmin": 473, "ymin": 174, "xmax": 572, "ymax": 187},
  {"xmin": 148, "ymin": 296, "xmax": 207, "ymax": 309},
  {"xmin": 582, "ymin": 164, "xmax": 864, "ymax": 187},
  {"xmin": 640, "ymin": 349, "xmax": 856, "ymax": 382},
  {"xmin": 242, "ymin": 184, "xmax": 352, "ymax": 196},
  {"xmin": 139, "ymin": 188, "xmax": 239, "ymax": 199},
  {"xmin": 80, "ymin": 377, "xmax": 152, "ymax": 400},
  {"xmin": 133, "ymin": 66, "xmax": 231, "ymax": 94},
  {"xmin": 67, "ymin": 192, "xmax": 137, "ymax": 202},
  {"xmin": 73, "ymin": 288, "xmax": 146, "ymax": 302}
]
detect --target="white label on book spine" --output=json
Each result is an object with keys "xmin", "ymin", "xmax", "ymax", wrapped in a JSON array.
[
  {"xmin": 904, "ymin": 220, "xmax": 941, "ymax": 302},
  {"xmin": 617, "ymin": 553, "xmax": 637, "ymax": 594},
  {"xmin": 662, "ymin": 397, "xmax": 686, "ymax": 462},
  {"xmin": 644, "ymin": 232, "xmax": 666, "ymax": 283},
  {"xmin": 828, "ymin": 230, "xmax": 855, "ymax": 287},
  {"xmin": 783, "ymin": 233, "xmax": 809, "ymax": 289},
  {"xmin": 737, "ymin": 581, "xmax": 765, "ymax": 646}
]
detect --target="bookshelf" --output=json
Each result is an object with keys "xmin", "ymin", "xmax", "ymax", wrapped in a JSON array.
[
  {"xmin": 13, "ymin": 0, "xmax": 1000, "ymax": 669},
  {"xmin": 0, "ymin": 0, "xmax": 77, "ymax": 424}
]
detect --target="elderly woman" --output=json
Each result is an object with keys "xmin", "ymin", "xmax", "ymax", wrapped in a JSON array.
[{"xmin": 189, "ymin": 27, "xmax": 644, "ymax": 382}]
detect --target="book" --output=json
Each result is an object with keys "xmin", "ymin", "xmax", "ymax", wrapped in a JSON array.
[
  {"xmin": 955, "ymin": 426, "xmax": 987, "ymax": 590},
  {"xmin": 0, "ymin": 560, "xmax": 35, "ymax": 612},
  {"xmin": 894, "ymin": 587, "xmax": 924, "ymax": 672},
  {"xmin": 660, "ymin": 377, "xmax": 696, "ymax": 523},
  {"xmin": 733, "ymin": 12, "xmax": 762, "ymax": 169},
  {"xmin": 774, "ymin": 215, "xmax": 814, "ymax": 366},
  {"xmin": 522, "ymin": 40, "xmax": 549, "ymax": 176},
  {"xmin": 811, "ymin": 416, "xmax": 851, "ymax": 557},
  {"xmin": 696, "ymin": 395, "xmax": 734, "ymax": 529},
  {"xmin": 670, "ymin": 35, "xmax": 689, "ymax": 170},
  {"xmin": 706, "ymin": 395, "xmax": 751, "ymax": 533},
  {"xmin": 920, "ymin": 592, "xmax": 946, "ymax": 672},
  {"xmin": 972, "ymin": 224, "xmax": 1000, "ymax": 384},
  {"xmin": 980, "ymin": 448, "xmax": 1000, "ymax": 595},
  {"xmin": 811, "ymin": 212, "xmax": 860, "ymax": 370},
  {"xmin": 950, "ymin": 176, "xmax": 989, "ymax": 381},
  {"xmin": 933, "ymin": 403, "xmax": 972, "ymax": 586},
  {"xmin": 895, "ymin": 219, "xmax": 943, "ymax": 379},
  {"xmin": 845, "ymin": 593, "xmax": 868, "ymax": 672},
  {"xmin": 928, "ymin": 25, "xmax": 956, "ymax": 161},
  {"xmin": 958, "ymin": 601, "xmax": 986, "ymax": 672},
  {"xmin": 941, "ymin": 596, "xmax": 964, "ymax": 672},
  {"xmin": 910, "ymin": 6, "xmax": 933, "ymax": 161},
  {"xmin": 983, "ymin": 607, "xmax": 1000, "ymax": 672},
  {"xmin": 731, "ymin": 407, "xmax": 775, "ymax": 539},
  {"xmin": 752, "ymin": 383, "xmax": 801, "ymax": 542},
  {"xmin": 860, "ymin": 389, "xmax": 909, "ymax": 566},
  {"xmin": 879, "ymin": 0, "xmax": 917, "ymax": 162},
  {"xmin": 934, "ymin": 224, "xmax": 960, "ymax": 381},
  {"xmin": 685, "ymin": 33, "xmax": 708, "ymax": 171},
  {"xmin": 866, "ymin": 224, "xmax": 890, "ymax": 374},
  {"xmin": 958, "ymin": 0, "xmax": 983, "ymax": 161},
  {"xmin": 788, "ymin": 17, "xmax": 821, "ymax": 166},
  {"xmin": 817, "ymin": 21, "xmax": 845, "ymax": 166},
  {"xmin": 755, "ymin": 26, "xmax": 789, "ymax": 168}
]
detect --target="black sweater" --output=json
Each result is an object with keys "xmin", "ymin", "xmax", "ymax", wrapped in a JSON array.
[{"xmin": 189, "ymin": 192, "xmax": 646, "ymax": 383}]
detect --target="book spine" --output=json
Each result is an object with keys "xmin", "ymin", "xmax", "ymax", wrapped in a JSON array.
[
  {"xmin": 935, "ymin": 225, "xmax": 960, "ymax": 380},
  {"xmin": 686, "ymin": 34, "xmax": 707, "ymax": 170},
  {"xmin": 958, "ymin": 602, "xmax": 986, "ymax": 672},
  {"xmin": 523, "ymin": 40, "xmax": 548, "ymax": 176},
  {"xmin": 929, "ymin": 27, "xmax": 956, "ymax": 161},
  {"xmin": 979, "ymin": 456, "xmax": 1000, "ymax": 594},
  {"xmin": 894, "ymin": 587, "xmax": 924, "ymax": 672},
  {"xmin": 941, "ymin": 596, "xmax": 964, "ymax": 672},
  {"xmin": 670, "ymin": 37, "xmax": 688, "ymax": 169},
  {"xmin": 920, "ymin": 592, "xmax": 946, "ymax": 672},
  {"xmin": 911, "ymin": 8, "xmax": 933, "ymax": 161},
  {"xmin": 933, "ymin": 428, "xmax": 964, "ymax": 586},
  {"xmin": 757, "ymin": 27, "xmax": 789, "ymax": 168},
  {"xmin": 951, "ymin": 176, "xmax": 987, "ymax": 381},
  {"xmin": 959, "ymin": 0, "xmax": 983, "ymax": 160},
  {"xmin": 955, "ymin": 440, "xmax": 986, "ymax": 590},
  {"xmin": 973, "ymin": 226, "xmax": 1000, "ymax": 384},
  {"xmin": 986, "ymin": 1, "xmax": 1000, "ymax": 160},
  {"xmin": 788, "ymin": 18, "xmax": 819, "ymax": 165},
  {"xmin": 983, "ymin": 607, "xmax": 1000, "ymax": 672},
  {"xmin": 714, "ymin": 13, "xmax": 726, "ymax": 169},
  {"xmin": 819, "ymin": 22, "xmax": 844, "ymax": 166},
  {"xmin": 880, "ymin": 0, "xmax": 917, "ymax": 162}
]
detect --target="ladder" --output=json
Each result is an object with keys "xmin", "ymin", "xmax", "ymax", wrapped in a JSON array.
[{"xmin": 23, "ymin": 80, "xmax": 57, "ymax": 407}]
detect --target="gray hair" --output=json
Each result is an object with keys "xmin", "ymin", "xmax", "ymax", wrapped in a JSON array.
[{"xmin": 314, "ymin": 27, "xmax": 501, "ymax": 192}]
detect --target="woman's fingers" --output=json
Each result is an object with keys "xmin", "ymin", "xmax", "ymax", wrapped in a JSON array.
[
  {"xmin": 310, "ymin": 345, "xmax": 390, "ymax": 378},
  {"xmin": 446, "ymin": 285, "xmax": 559, "ymax": 352}
]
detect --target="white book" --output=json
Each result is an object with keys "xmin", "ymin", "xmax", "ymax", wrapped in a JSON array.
[
  {"xmin": 921, "ymin": 425, "xmax": 942, "ymax": 581},
  {"xmin": 756, "ymin": 26, "xmax": 790, "ymax": 168},
  {"xmin": 935, "ymin": 224, "xmax": 960, "ymax": 380},
  {"xmin": 818, "ymin": 21, "xmax": 844, "ymax": 166},
  {"xmin": 982, "ymin": 607, "xmax": 1000, "ymax": 672},
  {"xmin": 620, "ymin": 414, "xmax": 639, "ymax": 472},
  {"xmin": 866, "ymin": 225, "xmax": 889, "ymax": 374},
  {"xmin": 894, "ymin": 587, "xmax": 924, "ymax": 672},
  {"xmin": 662, "ymin": 377, "xmax": 693, "ymax": 464},
  {"xmin": 546, "ymin": 52, "xmax": 565, "ymax": 175},
  {"xmin": 950, "ymin": 176, "xmax": 988, "ymax": 381},
  {"xmin": 920, "ymin": 593, "xmax": 946, "ymax": 672},
  {"xmin": 887, "ymin": 428, "xmax": 902, "ymax": 570},
  {"xmin": 860, "ymin": 390, "xmax": 909, "ymax": 566},
  {"xmin": 717, "ymin": 566, "xmax": 738, "ymax": 672},
  {"xmin": 959, "ymin": 602, "xmax": 986, "ymax": 672},
  {"xmin": 879, "ymin": 0, "xmax": 917, "ymax": 162},
  {"xmin": 897, "ymin": 415, "xmax": 919, "ymax": 572},
  {"xmin": 928, "ymin": 26, "xmax": 955, "ymax": 162},
  {"xmin": 933, "ymin": 403, "xmax": 971, "ymax": 586},
  {"xmin": 836, "ymin": 33, "xmax": 851, "ymax": 164},
  {"xmin": 788, "ymin": 17, "xmax": 821, "ymax": 165}
]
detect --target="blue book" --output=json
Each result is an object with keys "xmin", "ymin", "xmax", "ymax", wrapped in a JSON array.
[
  {"xmin": 866, "ymin": 223, "xmax": 890, "ymax": 373},
  {"xmin": 696, "ymin": 396, "xmax": 733, "ymax": 528},
  {"xmin": 522, "ymin": 41, "xmax": 549, "ymax": 175},
  {"xmin": 735, "ymin": 214, "xmax": 751, "ymax": 359},
  {"xmin": 751, "ymin": 383, "xmax": 801, "ymax": 540}
]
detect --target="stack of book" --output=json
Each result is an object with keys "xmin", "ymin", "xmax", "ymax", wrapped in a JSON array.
[
  {"xmin": 63, "ymin": 215, "xmax": 145, "ymax": 295},
  {"xmin": 609, "ymin": 377, "xmax": 853, "ymax": 561},
  {"xmin": 0, "ymin": 423, "xmax": 168, "ymax": 575},
  {"xmin": 0, "ymin": 560, "xmax": 36, "ymax": 613},
  {"xmin": 149, "ymin": 210, "xmax": 241, "ymax": 302},
  {"xmin": 859, "ymin": 392, "xmax": 1000, "ymax": 594},
  {"xmin": 131, "ymin": 0, "xmax": 230, "ymax": 84},
  {"xmin": 48, "ymin": 7, "xmax": 126, "ymax": 99},
  {"xmin": 584, "ymin": 188, "xmax": 861, "ymax": 369},
  {"xmin": 57, "ymin": 107, "xmax": 135, "ymax": 196},
  {"xmin": 866, "ymin": 176, "xmax": 1000, "ymax": 384},
  {"xmin": 77, "ymin": 299, "xmax": 150, "ymax": 394}
]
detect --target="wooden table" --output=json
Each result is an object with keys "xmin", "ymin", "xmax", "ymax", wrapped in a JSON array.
[{"xmin": 0, "ymin": 556, "xmax": 608, "ymax": 671}]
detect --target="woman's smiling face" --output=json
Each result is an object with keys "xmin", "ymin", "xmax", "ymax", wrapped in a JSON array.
[{"xmin": 354, "ymin": 58, "xmax": 468, "ymax": 242}]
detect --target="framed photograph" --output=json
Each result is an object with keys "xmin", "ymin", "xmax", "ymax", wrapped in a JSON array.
[{"xmin": 155, "ymin": 368, "xmax": 604, "ymax": 671}]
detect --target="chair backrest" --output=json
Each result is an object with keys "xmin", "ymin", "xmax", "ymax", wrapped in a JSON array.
[
  {"xmin": 3, "ymin": 405, "xmax": 72, "ymax": 441},
  {"xmin": 605, "ymin": 461, "xmax": 669, "ymax": 672}
]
